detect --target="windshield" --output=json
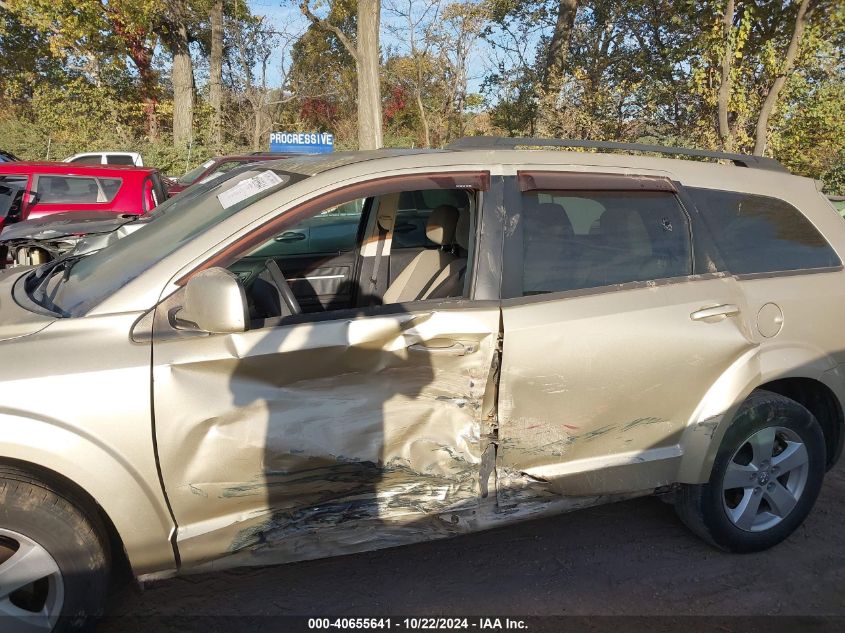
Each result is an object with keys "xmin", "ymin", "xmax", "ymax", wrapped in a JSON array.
[
  {"xmin": 178, "ymin": 159, "xmax": 216, "ymax": 185},
  {"xmin": 37, "ymin": 166, "xmax": 300, "ymax": 316}
]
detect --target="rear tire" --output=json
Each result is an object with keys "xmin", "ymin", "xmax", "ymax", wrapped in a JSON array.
[
  {"xmin": 675, "ymin": 389, "xmax": 826, "ymax": 552},
  {"xmin": 0, "ymin": 467, "xmax": 110, "ymax": 632}
]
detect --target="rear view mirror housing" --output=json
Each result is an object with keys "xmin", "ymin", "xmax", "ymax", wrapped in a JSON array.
[{"xmin": 177, "ymin": 267, "xmax": 248, "ymax": 334}]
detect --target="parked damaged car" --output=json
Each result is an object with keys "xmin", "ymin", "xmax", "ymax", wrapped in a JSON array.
[
  {"xmin": 0, "ymin": 162, "xmax": 168, "ymax": 266},
  {"xmin": 1, "ymin": 140, "xmax": 844, "ymax": 631}
]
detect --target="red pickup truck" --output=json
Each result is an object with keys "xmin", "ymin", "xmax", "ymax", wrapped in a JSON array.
[{"xmin": 0, "ymin": 162, "xmax": 168, "ymax": 232}]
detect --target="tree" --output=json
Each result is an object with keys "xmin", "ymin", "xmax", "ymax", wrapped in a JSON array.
[
  {"xmin": 753, "ymin": 0, "xmax": 817, "ymax": 155},
  {"xmin": 386, "ymin": 0, "xmax": 443, "ymax": 147},
  {"xmin": 5, "ymin": 0, "xmax": 161, "ymax": 136},
  {"xmin": 229, "ymin": 15, "xmax": 301, "ymax": 149},
  {"xmin": 161, "ymin": 0, "xmax": 197, "ymax": 147},
  {"xmin": 300, "ymin": 0, "xmax": 384, "ymax": 149},
  {"xmin": 209, "ymin": 0, "xmax": 224, "ymax": 149},
  {"xmin": 536, "ymin": 0, "xmax": 578, "ymax": 132}
]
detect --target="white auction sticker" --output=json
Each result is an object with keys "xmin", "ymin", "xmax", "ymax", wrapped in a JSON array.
[{"xmin": 217, "ymin": 170, "xmax": 284, "ymax": 209}]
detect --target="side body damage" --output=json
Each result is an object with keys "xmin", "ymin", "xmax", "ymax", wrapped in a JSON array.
[{"xmin": 153, "ymin": 303, "xmax": 509, "ymax": 569}]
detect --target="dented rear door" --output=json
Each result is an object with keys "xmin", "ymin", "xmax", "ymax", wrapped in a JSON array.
[{"xmin": 496, "ymin": 171, "xmax": 755, "ymax": 501}]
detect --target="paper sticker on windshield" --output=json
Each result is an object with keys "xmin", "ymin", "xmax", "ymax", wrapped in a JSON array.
[{"xmin": 217, "ymin": 170, "xmax": 284, "ymax": 209}]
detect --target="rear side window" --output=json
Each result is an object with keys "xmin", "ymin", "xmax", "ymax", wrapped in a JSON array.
[
  {"xmin": 36, "ymin": 175, "xmax": 122, "ymax": 204},
  {"xmin": 521, "ymin": 190, "xmax": 692, "ymax": 295},
  {"xmin": 688, "ymin": 188, "xmax": 840, "ymax": 274},
  {"xmin": 106, "ymin": 154, "xmax": 135, "ymax": 165}
]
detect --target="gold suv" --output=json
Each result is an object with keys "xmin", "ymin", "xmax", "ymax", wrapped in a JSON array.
[{"xmin": 1, "ymin": 138, "xmax": 843, "ymax": 631}]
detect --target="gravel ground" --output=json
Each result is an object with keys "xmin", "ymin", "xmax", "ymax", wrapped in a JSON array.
[{"xmin": 99, "ymin": 463, "xmax": 844, "ymax": 630}]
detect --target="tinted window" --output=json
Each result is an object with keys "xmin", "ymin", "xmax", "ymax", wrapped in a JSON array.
[
  {"xmin": 249, "ymin": 198, "xmax": 365, "ymax": 258},
  {"xmin": 688, "ymin": 188, "xmax": 840, "ymax": 274},
  {"xmin": 393, "ymin": 189, "xmax": 470, "ymax": 249},
  {"xmin": 522, "ymin": 190, "xmax": 692, "ymax": 295},
  {"xmin": 106, "ymin": 154, "xmax": 135, "ymax": 165},
  {"xmin": 35, "ymin": 176, "xmax": 122, "ymax": 204}
]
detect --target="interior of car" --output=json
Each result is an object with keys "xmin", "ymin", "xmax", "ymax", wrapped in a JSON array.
[{"xmin": 227, "ymin": 187, "xmax": 475, "ymax": 327}]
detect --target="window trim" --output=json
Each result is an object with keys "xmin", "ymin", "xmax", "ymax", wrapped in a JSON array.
[
  {"xmin": 517, "ymin": 171, "xmax": 677, "ymax": 193},
  {"xmin": 177, "ymin": 170, "xmax": 491, "ymax": 286}
]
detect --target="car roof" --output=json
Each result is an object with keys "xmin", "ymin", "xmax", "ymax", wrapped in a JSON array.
[
  {"xmin": 67, "ymin": 151, "xmax": 141, "ymax": 156},
  {"xmin": 258, "ymin": 149, "xmax": 439, "ymax": 175},
  {"xmin": 0, "ymin": 161, "xmax": 156, "ymax": 176}
]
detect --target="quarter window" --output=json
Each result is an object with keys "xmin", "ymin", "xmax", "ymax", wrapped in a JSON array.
[
  {"xmin": 687, "ymin": 188, "xmax": 840, "ymax": 274},
  {"xmin": 521, "ymin": 190, "xmax": 692, "ymax": 295}
]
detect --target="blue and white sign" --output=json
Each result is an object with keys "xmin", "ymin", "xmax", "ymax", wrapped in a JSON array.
[{"xmin": 269, "ymin": 131, "xmax": 334, "ymax": 154}]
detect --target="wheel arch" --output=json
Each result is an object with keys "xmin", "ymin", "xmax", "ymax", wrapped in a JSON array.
[
  {"xmin": 678, "ymin": 344, "xmax": 845, "ymax": 483},
  {"xmin": 0, "ymin": 412, "xmax": 176, "ymax": 577}
]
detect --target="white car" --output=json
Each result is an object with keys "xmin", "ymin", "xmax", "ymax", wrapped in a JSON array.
[{"xmin": 63, "ymin": 151, "xmax": 144, "ymax": 167}]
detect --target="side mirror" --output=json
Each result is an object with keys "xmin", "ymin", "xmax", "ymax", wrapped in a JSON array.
[{"xmin": 178, "ymin": 267, "xmax": 248, "ymax": 334}]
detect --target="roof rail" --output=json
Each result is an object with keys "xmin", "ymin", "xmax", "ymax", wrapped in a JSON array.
[{"xmin": 445, "ymin": 136, "xmax": 788, "ymax": 172}]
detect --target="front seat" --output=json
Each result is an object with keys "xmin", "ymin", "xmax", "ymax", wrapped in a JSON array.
[{"xmin": 383, "ymin": 204, "xmax": 466, "ymax": 303}]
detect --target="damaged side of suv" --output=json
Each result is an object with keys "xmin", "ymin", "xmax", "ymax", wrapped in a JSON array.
[{"xmin": 0, "ymin": 144, "xmax": 843, "ymax": 631}]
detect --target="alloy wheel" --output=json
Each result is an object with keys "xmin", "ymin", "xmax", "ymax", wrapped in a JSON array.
[
  {"xmin": 721, "ymin": 426, "xmax": 810, "ymax": 532},
  {"xmin": 0, "ymin": 528, "xmax": 64, "ymax": 632}
]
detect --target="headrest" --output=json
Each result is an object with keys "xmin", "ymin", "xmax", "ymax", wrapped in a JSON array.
[
  {"xmin": 527, "ymin": 201, "xmax": 573, "ymax": 238},
  {"xmin": 598, "ymin": 208, "xmax": 652, "ymax": 256},
  {"xmin": 455, "ymin": 209, "xmax": 470, "ymax": 250},
  {"xmin": 426, "ymin": 205, "xmax": 459, "ymax": 245}
]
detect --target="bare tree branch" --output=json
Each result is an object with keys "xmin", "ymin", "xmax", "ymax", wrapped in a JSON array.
[{"xmin": 299, "ymin": 0, "xmax": 359, "ymax": 63}]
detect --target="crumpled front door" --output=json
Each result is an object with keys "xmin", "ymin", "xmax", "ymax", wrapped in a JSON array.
[{"xmin": 152, "ymin": 304, "xmax": 499, "ymax": 570}]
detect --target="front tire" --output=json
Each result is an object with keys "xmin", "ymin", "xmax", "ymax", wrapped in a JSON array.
[
  {"xmin": 675, "ymin": 390, "xmax": 826, "ymax": 552},
  {"xmin": 0, "ymin": 467, "xmax": 110, "ymax": 632}
]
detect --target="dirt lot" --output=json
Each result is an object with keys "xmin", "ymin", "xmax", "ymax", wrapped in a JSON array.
[{"xmin": 99, "ymin": 463, "xmax": 844, "ymax": 629}]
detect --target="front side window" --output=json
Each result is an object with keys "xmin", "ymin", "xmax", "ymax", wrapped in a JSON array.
[
  {"xmin": 688, "ymin": 188, "xmax": 840, "ymax": 274},
  {"xmin": 225, "ymin": 178, "xmax": 480, "ymax": 323},
  {"xmin": 521, "ymin": 190, "xmax": 692, "ymax": 295},
  {"xmin": 35, "ymin": 175, "xmax": 122, "ymax": 204}
]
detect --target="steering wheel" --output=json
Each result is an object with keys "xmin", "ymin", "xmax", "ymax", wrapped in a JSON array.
[{"xmin": 263, "ymin": 259, "xmax": 302, "ymax": 316}]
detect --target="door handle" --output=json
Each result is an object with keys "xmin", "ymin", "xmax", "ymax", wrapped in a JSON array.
[
  {"xmin": 408, "ymin": 341, "xmax": 475, "ymax": 357},
  {"xmin": 690, "ymin": 304, "xmax": 740, "ymax": 321},
  {"xmin": 275, "ymin": 231, "xmax": 306, "ymax": 242}
]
